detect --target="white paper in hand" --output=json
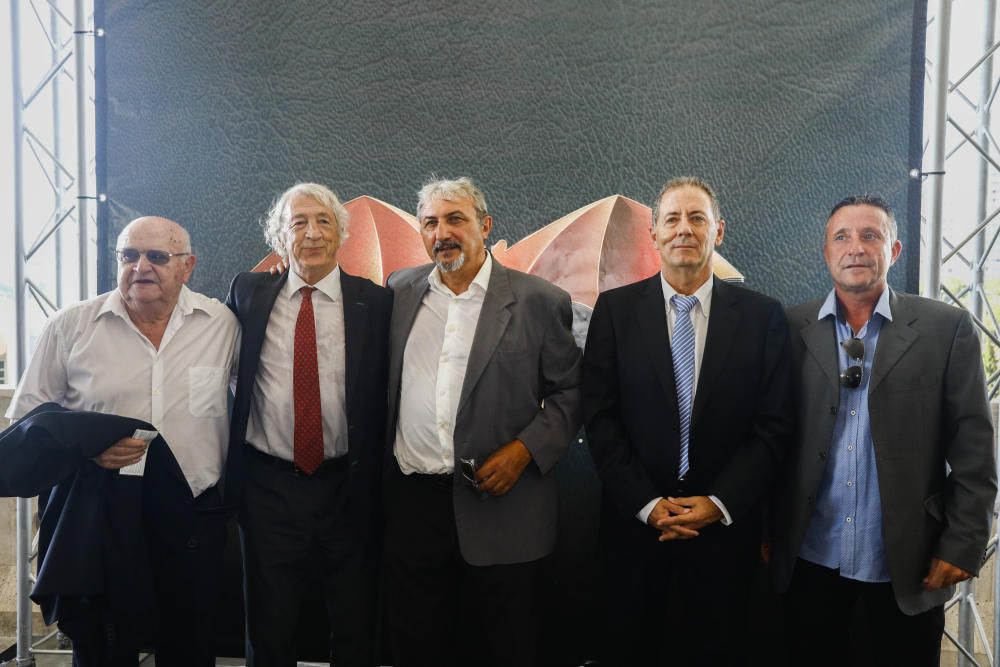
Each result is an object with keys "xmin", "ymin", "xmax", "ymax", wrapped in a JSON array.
[{"xmin": 119, "ymin": 429, "xmax": 158, "ymax": 477}]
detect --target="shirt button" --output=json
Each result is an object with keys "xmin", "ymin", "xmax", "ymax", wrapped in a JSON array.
[
  {"xmin": 847, "ymin": 445, "xmax": 854, "ymax": 451},
  {"xmin": 845, "ymin": 517, "xmax": 853, "ymax": 524},
  {"xmin": 850, "ymin": 410, "xmax": 857, "ymax": 416},
  {"xmin": 847, "ymin": 481, "xmax": 853, "ymax": 487}
]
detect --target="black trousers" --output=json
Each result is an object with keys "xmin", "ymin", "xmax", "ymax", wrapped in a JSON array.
[
  {"xmin": 240, "ymin": 448, "xmax": 376, "ymax": 667},
  {"xmin": 62, "ymin": 484, "xmax": 227, "ymax": 667},
  {"xmin": 600, "ymin": 514, "xmax": 760, "ymax": 667},
  {"xmin": 383, "ymin": 465, "xmax": 543, "ymax": 667},
  {"xmin": 784, "ymin": 558, "xmax": 944, "ymax": 667}
]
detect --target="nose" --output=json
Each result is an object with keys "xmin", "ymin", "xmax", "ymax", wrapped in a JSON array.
[
  {"xmin": 675, "ymin": 215, "xmax": 695, "ymax": 236},
  {"xmin": 846, "ymin": 234, "xmax": 866, "ymax": 254},
  {"xmin": 302, "ymin": 218, "xmax": 325, "ymax": 239},
  {"xmin": 134, "ymin": 252, "xmax": 153, "ymax": 271}
]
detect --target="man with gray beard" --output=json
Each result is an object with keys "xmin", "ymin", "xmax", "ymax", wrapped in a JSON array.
[{"xmin": 383, "ymin": 177, "xmax": 582, "ymax": 667}]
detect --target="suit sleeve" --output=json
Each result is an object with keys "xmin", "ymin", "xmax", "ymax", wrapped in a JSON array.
[
  {"xmin": 225, "ymin": 272, "xmax": 243, "ymax": 318},
  {"xmin": 707, "ymin": 299, "xmax": 795, "ymax": 520},
  {"xmin": 515, "ymin": 290, "xmax": 582, "ymax": 474},
  {"xmin": 582, "ymin": 293, "xmax": 662, "ymax": 518},
  {"xmin": 935, "ymin": 311, "xmax": 997, "ymax": 575}
]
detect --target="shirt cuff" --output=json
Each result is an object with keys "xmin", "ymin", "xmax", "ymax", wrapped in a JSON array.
[
  {"xmin": 709, "ymin": 495, "xmax": 733, "ymax": 526},
  {"xmin": 636, "ymin": 497, "xmax": 662, "ymax": 525}
]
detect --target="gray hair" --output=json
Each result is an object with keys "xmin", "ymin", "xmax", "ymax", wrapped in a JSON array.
[
  {"xmin": 651, "ymin": 176, "xmax": 721, "ymax": 227},
  {"xmin": 828, "ymin": 194, "xmax": 898, "ymax": 244},
  {"xmin": 261, "ymin": 182, "xmax": 350, "ymax": 257},
  {"xmin": 416, "ymin": 177, "xmax": 489, "ymax": 225}
]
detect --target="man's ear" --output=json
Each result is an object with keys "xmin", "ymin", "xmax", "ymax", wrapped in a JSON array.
[{"xmin": 182, "ymin": 254, "xmax": 197, "ymax": 283}]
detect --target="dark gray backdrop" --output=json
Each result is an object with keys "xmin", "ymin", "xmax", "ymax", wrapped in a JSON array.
[
  {"xmin": 98, "ymin": 0, "xmax": 923, "ymax": 303},
  {"xmin": 95, "ymin": 1, "xmax": 925, "ymax": 663}
]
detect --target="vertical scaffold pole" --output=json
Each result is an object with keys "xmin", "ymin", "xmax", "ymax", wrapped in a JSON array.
[
  {"xmin": 74, "ymin": 0, "xmax": 89, "ymax": 299},
  {"xmin": 10, "ymin": 0, "xmax": 35, "ymax": 662},
  {"xmin": 924, "ymin": 0, "xmax": 953, "ymax": 299}
]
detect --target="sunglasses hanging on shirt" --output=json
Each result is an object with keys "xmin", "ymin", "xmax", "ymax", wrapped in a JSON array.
[{"xmin": 839, "ymin": 336, "xmax": 865, "ymax": 389}]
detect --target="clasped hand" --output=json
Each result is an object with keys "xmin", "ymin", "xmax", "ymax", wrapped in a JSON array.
[{"xmin": 648, "ymin": 496, "xmax": 723, "ymax": 541}]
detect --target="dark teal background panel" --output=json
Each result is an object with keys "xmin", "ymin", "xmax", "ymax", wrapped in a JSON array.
[{"xmin": 101, "ymin": 0, "xmax": 922, "ymax": 305}]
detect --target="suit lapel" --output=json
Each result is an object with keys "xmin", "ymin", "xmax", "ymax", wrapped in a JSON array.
[
  {"xmin": 242, "ymin": 273, "xmax": 287, "ymax": 386},
  {"xmin": 636, "ymin": 276, "xmax": 680, "ymax": 416},
  {"xmin": 870, "ymin": 291, "xmax": 919, "ymax": 392},
  {"xmin": 340, "ymin": 271, "xmax": 368, "ymax": 415},
  {"xmin": 800, "ymin": 311, "xmax": 840, "ymax": 390},
  {"xmin": 691, "ymin": 280, "xmax": 739, "ymax": 425},
  {"xmin": 388, "ymin": 268, "xmax": 432, "ymax": 411},
  {"xmin": 457, "ymin": 262, "xmax": 515, "ymax": 415}
]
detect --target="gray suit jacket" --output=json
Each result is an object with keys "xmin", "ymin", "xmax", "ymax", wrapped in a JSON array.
[
  {"xmin": 773, "ymin": 289, "xmax": 997, "ymax": 614},
  {"xmin": 387, "ymin": 260, "xmax": 583, "ymax": 566}
]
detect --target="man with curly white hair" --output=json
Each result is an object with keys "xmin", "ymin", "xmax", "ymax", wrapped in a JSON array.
[{"xmin": 226, "ymin": 182, "xmax": 392, "ymax": 667}]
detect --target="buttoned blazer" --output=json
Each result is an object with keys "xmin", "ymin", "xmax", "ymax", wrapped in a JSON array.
[
  {"xmin": 225, "ymin": 269, "xmax": 392, "ymax": 539},
  {"xmin": 772, "ymin": 289, "xmax": 997, "ymax": 614},
  {"xmin": 386, "ymin": 260, "xmax": 582, "ymax": 566},
  {"xmin": 584, "ymin": 275, "xmax": 794, "ymax": 539}
]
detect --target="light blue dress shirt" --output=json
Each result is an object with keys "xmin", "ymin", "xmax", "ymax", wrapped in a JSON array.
[{"xmin": 799, "ymin": 288, "xmax": 893, "ymax": 583}]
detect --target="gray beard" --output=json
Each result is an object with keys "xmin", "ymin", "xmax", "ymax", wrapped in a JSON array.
[{"xmin": 435, "ymin": 251, "xmax": 466, "ymax": 273}]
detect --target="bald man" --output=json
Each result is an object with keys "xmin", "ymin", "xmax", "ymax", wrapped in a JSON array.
[{"xmin": 7, "ymin": 216, "xmax": 240, "ymax": 666}]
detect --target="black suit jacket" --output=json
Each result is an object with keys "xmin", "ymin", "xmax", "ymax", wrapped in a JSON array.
[
  {"xmin": 583, "ymin": 275, "xmax": 794, "ymax": 546},
  {"xmin": 0, "ymin": 402, "xmax": 195, "ymax": 631},
  {"xmin": 225, "ymin": 269, "xmax": 392, "ymax": 540}
]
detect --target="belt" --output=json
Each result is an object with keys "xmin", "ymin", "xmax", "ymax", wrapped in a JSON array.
[
  {"xmin": 394, "ymin": 465, "xmax": 454, "ymax": 487},
  {"xmin": 246, "ymin": 444, "xmax": 349, "ymax": 476}
]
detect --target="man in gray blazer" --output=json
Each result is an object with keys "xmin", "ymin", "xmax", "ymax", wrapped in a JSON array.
[
  {"xmin": 772, "ymin": 194, "xmax": 997, "ymax": 666},
  {"xmin": 383, "ymin": 176, "xmax": 582, "ymax": 667}
]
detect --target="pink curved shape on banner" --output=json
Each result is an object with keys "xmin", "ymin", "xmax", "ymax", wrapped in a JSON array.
[{"xmin": 253, "ymin": 194, "xmax": 742, "ymax": 300}]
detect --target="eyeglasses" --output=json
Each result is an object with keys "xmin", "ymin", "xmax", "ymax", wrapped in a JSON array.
[
  {"xmin": 115, "ymin": 247, "xmax": 190, "ymax": 266},
  {"xmin": 839, "ymin": 337, "xmax": 865, "ymax": 389},
  {"xmin": 459, "ymin": 458, "xmax": 479, "ymax": 488}
]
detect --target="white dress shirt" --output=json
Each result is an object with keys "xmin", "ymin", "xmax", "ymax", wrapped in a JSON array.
[
  {"xmin": 6, "ymin": 286, "xmax": 240, "ymax": 497},
  {"xmin": 636, "ymin": 275, "xmax": 733, "ymax": 526},
  {"xmin": 394, "ymin": 255, "xmax": 493, "ymax": 475},
  {"xmin": 246, "ymin": 267, "xmax": 348, "ymax": 461}
]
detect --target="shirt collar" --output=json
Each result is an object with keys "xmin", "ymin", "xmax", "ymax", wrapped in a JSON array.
[
  {"xmin": 818, "ymin": 287, "xmax": 893, "ymax": 323},
  {"xmin": 287, "ymin": 265, "xmax": 342, "ymax": 302},
  {"xmin": 97, "ymin": 284, "xmax": 206, "ymax": 322},
  {"xmin": 660, "ymin": 274, "xmax": 714, "ymax": 318},
  {"xmin": 428, "ymin": 251, "xmax": 493, "ymax": 297}
]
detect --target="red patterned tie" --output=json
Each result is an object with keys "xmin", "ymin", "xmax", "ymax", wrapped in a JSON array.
[{"xmin": 293, "ymin": 286, "xmax": 323, "ymax": 474}]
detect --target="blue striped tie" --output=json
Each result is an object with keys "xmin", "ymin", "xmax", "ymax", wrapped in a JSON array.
[{"xmin": 671, "ymin": 294, "xmax": 699, "ymax": 479}]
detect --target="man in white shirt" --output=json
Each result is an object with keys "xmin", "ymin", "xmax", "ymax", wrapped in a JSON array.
[
  {"xmin": 226, "ymin": 183, "xmax": 392, "ymax": 667},
  {"xmin": 384, "ymin": 177, "xmax": 582, "ymax": 667},
  {"xmin": 582, "ymin": 177, "xmax": 794, "ymax": 666},
  {"xmin": 7, "ymin": 215, "xmax": 240, "ymax": 666}
]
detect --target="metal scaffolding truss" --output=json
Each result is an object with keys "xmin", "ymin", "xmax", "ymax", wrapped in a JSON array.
[
  {"xmin": 7, "ymin": 0, "xmax": 98, "ymax": 664},
  {"xmin": 4, "ymin": 1, "xmax": 1000, "ymax": 665},
  {"xmin": 924, "ymin": 1, "xmax": 1000, "ymax": 666}
]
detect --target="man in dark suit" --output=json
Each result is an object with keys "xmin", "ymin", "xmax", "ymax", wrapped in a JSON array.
[
  {"xmin": 583, "ymin": 176, "xmax": 794, "ymax": 666},
  {"xmin": 771, "ymin": 195, "xmax": 997, "ymax": 666},
  {"xmin": 226, "ymin": 182, "xmax": 392, "ymax": 667},
  {"xmin": 383, "ymin": 177, "xmax": 582, "ymax": 667}
]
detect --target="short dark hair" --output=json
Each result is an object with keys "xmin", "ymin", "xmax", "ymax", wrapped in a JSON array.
[
  {"xmin": 828, "ymin": 194, "xmax": 897, "ymax": 243},
  {"xmin": 651, "ymin": 176, "xmax": 720, "ymax": 227}
]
